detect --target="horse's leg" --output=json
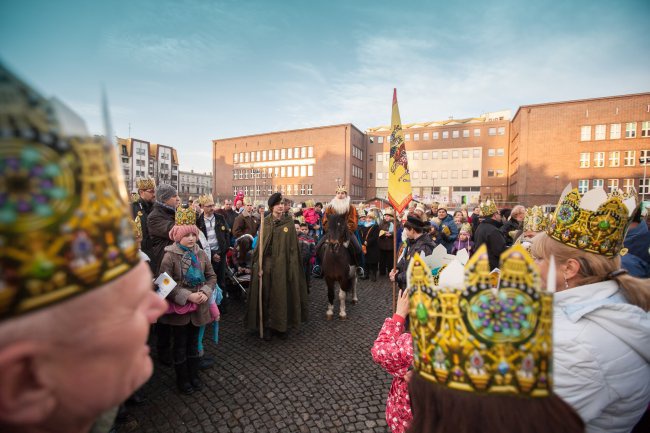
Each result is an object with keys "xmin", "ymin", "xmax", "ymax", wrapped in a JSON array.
[
  {"xmin": 326, "ymin": 278, "xmax": 334, "ymax": 321},
  {"xmin": 338, "ymin": 284, "xmax": 347, "ymax": 320},
  {"xmin": 351, "ymin": 273, "xmax": 358, "ymax": 305}
]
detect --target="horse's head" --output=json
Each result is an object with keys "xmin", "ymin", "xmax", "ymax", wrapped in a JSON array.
[{"xmin": 325, "ymin": 213, "xmax": 349, "ymax": 251}]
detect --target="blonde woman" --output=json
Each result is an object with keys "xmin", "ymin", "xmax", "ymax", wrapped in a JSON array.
[{"xmin": 531, "ymin": 231, "xmax": 650, "ymax": 432}]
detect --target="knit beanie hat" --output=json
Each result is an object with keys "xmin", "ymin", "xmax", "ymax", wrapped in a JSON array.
[
  {"xmin": 169, "ymin": 224, "xmax": 199, "ymax": 242},
  {"xmin": 156, "ymin": 183, "xmax": 177, "ymax": 203}
]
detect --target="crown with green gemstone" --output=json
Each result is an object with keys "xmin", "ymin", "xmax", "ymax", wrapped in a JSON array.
[
  {"xmin": 408, "ymin": 244, "xmax": 553, "ymax": 397},
  {"xmin": 175, "ymin": 205, "xmax": 196, "ymax": 226},
  {"xmin": 547, "ymin": 184, "xmax": 637, "ymax": 257}
]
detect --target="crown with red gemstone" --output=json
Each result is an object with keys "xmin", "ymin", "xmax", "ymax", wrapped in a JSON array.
[
  {"xmin": 547, "ymin": 184, "xmax": 637, "ymax": 256},
  {"xmin": 0, "ymin": 63, "xmax": 139, "ymax": 322},
  {"xmin": 408, "ymin": 244, "xmax": 553, "ymax": 397}
]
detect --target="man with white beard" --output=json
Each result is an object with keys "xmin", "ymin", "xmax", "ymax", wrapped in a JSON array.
[{"xmin": 316, "ymin": 186, "xmax": 362, "ymax": 267}]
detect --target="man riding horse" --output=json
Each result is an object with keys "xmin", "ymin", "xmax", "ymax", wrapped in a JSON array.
[{"xmin": 317, "ymin": 185, "xmax": 362, "ymax": 267}]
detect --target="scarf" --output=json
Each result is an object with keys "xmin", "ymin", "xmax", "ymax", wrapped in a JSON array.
[{"xmin": 177, "ymin": 243, "xmax": 206, "ymax": 287}]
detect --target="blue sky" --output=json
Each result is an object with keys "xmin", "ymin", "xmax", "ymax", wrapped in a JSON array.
[{"xmin": 2, "ymin": 0, "xmax": 649, "ymax": 172}]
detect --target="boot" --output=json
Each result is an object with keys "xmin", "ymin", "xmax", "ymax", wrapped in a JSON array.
[
  {"xmin": 370, "ymin": 269, "xmax": 377, "ymax": 282},
  {"xmin": 187, "ymin": 357, "xmax": 203, "ymax": 391},
  {"xmin": 174, "ymin": 362, "xmax": 193, "ymax": 395}
]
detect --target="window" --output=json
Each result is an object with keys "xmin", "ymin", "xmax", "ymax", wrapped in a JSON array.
[
  {"xmin": 308, "ymin": 146, "xmax": 314, "ymax": 157},
  {"xmin": 462, "ymin": 170, "xmax": 469, "ymax": 178},
  {"xmin": 441, "ymin": 151, "xmax": 448, "ymax": 159},
  {"xmin": 377, "ymin": 136, "xmax": 384, "ymax": 144},
  {"xmin": 488, "ymin": 149, "xmax": 496, "ymax": 157},
  {"xmin": 376, "ymin": 172, "xmax": 382, "ymax": 180},
  {"xmin": 451, "ymin": 170, "xmax": 458, "ymax": 179},
  {"xmin": 452, "ymin": 150, "xmax": 459, "ymax": 159},
  {"xmin": 452, "ymin": 130, "xmax": 459, "ymax": 138},
  {"xmin": 610, "ymin": 123, "xmax": 621, "ymax": 139},
  {"xmin": 607, "ymin": 179, "xmax": 619, "ymax": 192},
  {"xmin": 244, "ymin": 152, "xmax": 249, "ymax": 162},
  {"xmin": 487, "ymin": 169, "xmax": 495, "ymax": 177},
  {"xmin": 275, "ymin": 149, "xmax": 280, "ymax": 160},
  {"xmin": 377, "ymin": 153, "xmax": 383, "ymax": 162},
  {"xmin": 623, "ymin": 179, "xmax": 635, "ymax": 193},
  {"xmin": 624, "ymin": 150, "xmax": 636, "ymax": 166},
  {"xmin": 595, "ymin": 124, "xmax": 606, "ymax": 140},
  {"xmin": 262, "ymin": 150, "xmax": 267, "ymax": 161},
  {"xmin": 496, "ymin": 170, "xmax": 504, "ymax": 177},
  {"xmin": 414, "ymin": 133, "xmax": 420, "ymax": 141},
  {"xmin": 300, "ymin": 165, "xmax": 307, "ymax": 177},
  {"xmin": 473, "ymin": 149, "xmax": 481, "ymax": 158},
  {"xmin": 594, "ymin": 152, "xmax": 605, "ymax": 167},
  {"xmin": 474, "ymin": 129, "xmax": 481, "ymax": 137},
  {"xmin": 580, "ymin": 125, "xmax": 591, "ymax": 141},
  {"xmin": 433, "ymin": 132, "xmax": 439, "ymax": 139},
  {"xmin": 423, "ymin": 132, "xmax": 429, "ymax": 140},
  {"xmin": 421, "ymin": 171, "xmax": 427, "ymax": 179},
  {"xmin": 579, "ymin": 153, "xmax": 590, "ymax": 168},
  {"xmin": 431, "ymin": 151, "xmax": 438, "ymax": 159},
  {"xmin": 462, "ymin": 149, "xmax": 469, "ymax": 158},
  {"xmin": 498, "ymin": 127, "xmax": 505, "ymax": 135},
  {"xmin": 300, "ymin": 185, "xmax": 306, "ymax": 195},
  {"xmin": 307, "ymin": 184, "xmax": 313, "ymax": 195},
  {"xmin": 307, "ymin": 165, "xmax": 313, "ymax": 176},
  {"xmin": 412, "ymin": 171, "xmax": 419, "ymax": 179},
  {"xmin": 442, "ymin": 131, "xmax": 449, "ymax": 139},
  {"xmin": 626, "ymin": 122, "xmax": 636, "ymax": 138},
  {"xmin": 299, "ymin": 147, "xmax": 305, "ymax": 158},
  {"xmin": 488, "ymin": 127, "xmax": 496, "ymax": 136},
  {"xmin": 281, "ymin": 148, "xmax": 286, "ymax": 159},
  {"xmin": 641, "ymin": 150, "xmax": 650, "ymax": 161},
  {"xmin": 609, "ymin": 151, "xmax": 620, "ymax": 167},
  {"xmin": 643, "ymin": 121, "xmax": 650, "ymax": 137},
  {"xmin": 593, "ymin": 179, "xmax": 604, "ymax": 189},
  {"xmin": 463, "ymin": 130, "xmax": 470, "ymax": 138},
  {"xmin": 441, "ymin": 171, "xmax": 448, "ymax": 179},
  {"xmin": 256, "ymin": 151, "xmax": 261, "ymax": 161},
  {"xmin": 473, "ymin": 170, "xmax": 479, "ymax": 178},
  {"xmin": 431, "ymin": 171, "xmax": 438, "ymax": 179},
  {"xmin": 496, "ymin": 148, "xmax": 504, "ymax": 156},
  {"xmin": 578, "ymin": 180, "xmax": 589, "ymax": 194},
  {"xmin": 413, "ymin": 152, "xmax": 420, "ymax": 160},
  {"xmin": 422, "ymin": 152, "xmax": 429, "ymax": 160},
  {"xmin": 405, "ymin": 134, "xmax": 410, "ymax": 141},
  {"xmin": 288, "ymin": 148, "xmax": 294, "ymax": 159},
  {"xmin": 233, "ymin": 153, "xmax": 239, "ymax": 163},
  {"xmin": 281, "ymin": 166, "xmax": 286, "ymax": 177}
]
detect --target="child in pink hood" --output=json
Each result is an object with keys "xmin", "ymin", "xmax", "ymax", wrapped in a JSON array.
[{"xmin": 371, "ymin": 289, "xmax": 413, "ymax": 433}]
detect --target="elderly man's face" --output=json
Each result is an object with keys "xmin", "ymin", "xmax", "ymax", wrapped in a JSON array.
[
  {"xmin": 44, "ymin": 261, "xmax": 166, "ymax": 421},
  {"xmin": 139, "ymin": 188, "xmax": 155, "ymax": 203},
  {"xmin": 336, "ymin": 192, "xmax": 347, "ymax": 200},
  {"xmin": 164, "ymin": 194, "xmax": 180, "ymax": 207}
]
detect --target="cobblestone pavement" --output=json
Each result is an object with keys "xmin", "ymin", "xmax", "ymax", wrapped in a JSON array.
[{"xmin": 129, "ymin": 274, "xmax": 399, "ymax": 433}]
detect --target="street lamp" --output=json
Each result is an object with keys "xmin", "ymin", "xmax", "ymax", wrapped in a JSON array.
[
  {"xmin": 252, "ymin": 169, "xmax": 260, "ymax": 203},
  {"xmin": 640, "ymin": 157, "xmax": 648, "ymax": 202},
  {"xmin": 554, "ymin": 175, "xmax": 559, "ymax": 197}
]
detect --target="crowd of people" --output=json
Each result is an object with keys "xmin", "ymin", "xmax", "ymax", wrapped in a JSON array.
[{"xmin": 1, "ymin": 64, "xmax": 648, "ymax": 433}]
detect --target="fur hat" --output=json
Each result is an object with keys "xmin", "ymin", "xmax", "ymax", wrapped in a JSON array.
[
  {"xmin": 268, "ymin": 192, "xmax": 282, "ymax": 208},
  {"xmin": 383, "ymin": 208, "xmax": 395, "ymax": 217}
]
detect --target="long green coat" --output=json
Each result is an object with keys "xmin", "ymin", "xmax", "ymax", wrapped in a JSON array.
[{"xmin": 245, "ymin": 213, "xmax": 309, "ymax": 333}]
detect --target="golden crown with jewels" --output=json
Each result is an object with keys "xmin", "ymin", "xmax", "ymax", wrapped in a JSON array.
[
  {"xmin": 197, "ymin": 193, "xmax": 215, "ymax": 206},
  {"xmin": 336, "ymin": 185, "xmax": 347, "ymax": 194},
  {"xmin": 547, "ymin": 184, "xmax": 637, "ymax": 257},
  {"xmin": 523, "ymin": 206, "xmax": 548, "ymax": 233},
  {"xmin": 135, "ymin": 177, "xmax": 155, "ymax": 191},
  {"xmin": 479, "ymin": 200, "xmax": 498, "ymax": 217},
  {"xmin": 175, "ymin": 204, "xmax": 196, "ymax": 226},
  {"xmin": 408, "ymin": 244, "xmax": 553, "ymax": 397},
  {"xmin": 0, "ymin": 63, "xmax": 139, "ymax": 321}
]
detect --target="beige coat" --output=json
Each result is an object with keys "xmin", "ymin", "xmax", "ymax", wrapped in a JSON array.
[{"xmin": 158, "ymin": 243, "xmax": 217, "ymax": 326}]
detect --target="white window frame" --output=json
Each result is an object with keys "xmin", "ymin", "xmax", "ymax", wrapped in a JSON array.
[
  {"xmin": 626, "ymin": 122, "xmax": 636, "ymax": 138},
  {"xmin": 595, "ymin": 124, "xmax": 606, "ymax": 140},
  {"xmin": 610, "ymin": 123, "xmax": 621, "ymax": 139},
  {"xmin": 579, "ymin": 153, "xmax": 590, "ymax": 168},
  {"xmin": 580, "ymin": 125, "xmax": 591, "ymax": 141},
  {"xmin": 609, "ymin": 151, "xmax": 620, "ymax": 167},
  {"xmin": 594, "ymin": 152, "xmax": 605, "ymax": 168}
]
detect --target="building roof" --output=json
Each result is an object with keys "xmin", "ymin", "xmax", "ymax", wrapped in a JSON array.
[
  {"xmin": 212, "ymin": 123, "xmax": 364, "ymax": 142},
  {"xmin": 366, "ymin": 113, "xmax": 509, "ymax": 133}
]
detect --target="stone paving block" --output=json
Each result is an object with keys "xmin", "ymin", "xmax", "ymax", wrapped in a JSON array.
[{"xmin": 130, "ymin": 276, "xmax": 398, "ymax": 432}]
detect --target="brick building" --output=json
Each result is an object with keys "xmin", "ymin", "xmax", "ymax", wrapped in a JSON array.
[
  {"xmin": 366, "ymin": 111, "xmax": 510, "ymax": 207},
  {"xmin": 212, "ymin": 124, "xmax": 368, "ymax": 204},
  {"xmin": 509, "ymin": 93, "xmax": 650, "ymax": 206},
  {"xmin": 116, "ymin": 137, "xmax": 180, "ymax": 192}
]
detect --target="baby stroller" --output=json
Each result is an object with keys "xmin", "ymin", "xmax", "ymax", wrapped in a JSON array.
[{"xmin": 225, "ymin": 235, "xmax": 253, "ymax": 300}]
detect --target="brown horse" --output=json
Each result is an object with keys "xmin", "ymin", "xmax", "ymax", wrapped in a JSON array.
[{"xmin": 320, "ymin": 213, "xmax": 358, "ymax": 320}]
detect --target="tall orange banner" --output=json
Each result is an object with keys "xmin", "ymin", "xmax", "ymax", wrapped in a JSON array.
[{"xmin": 387, "ymin": 88, "xmax": 412, "ymax": 213}]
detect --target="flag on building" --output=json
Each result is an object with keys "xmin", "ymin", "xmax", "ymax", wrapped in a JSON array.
[{"xmin": 388, "ymin": 88, "xmax": 412, "ymax": 213}]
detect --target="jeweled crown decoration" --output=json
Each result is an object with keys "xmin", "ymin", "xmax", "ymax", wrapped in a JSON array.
[
  {"xmin": 0, "ymin": 63, "xmax": 139, "ymax": 321},
  {"xmin": 336, "ymin": 185, "xmax": 347, "ymax": 194},
  {"xmin": 175, "ymin": 205, "xmax": 196, "ymax": 226},
  {"xmin": 523, "ymin": 206, "xmax": 547, "ymax": 233},
  {"xmin": 409, "ymin": 244, "xmax": 553, "ymax": 397},
  {"xmin": 547, "ymin": 184, "xmax": 637, "ymax": 257},
  {"xmin": 197, "ymin": 193, "xmax": 214, "ymax": 206},
  {"xmin": 135, "ymin": 177, "xmax": 156, "ymax": 191},
  {"xmin": 479, "ymin": 200, "xmax": 498, "ymax": 217}
]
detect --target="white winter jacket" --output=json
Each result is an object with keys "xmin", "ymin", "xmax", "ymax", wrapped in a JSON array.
[{"xmin": 554, "ymin": 280, "xmax": 650, "ymax": 433}]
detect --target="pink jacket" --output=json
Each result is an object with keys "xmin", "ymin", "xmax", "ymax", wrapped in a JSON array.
[
  {"xmin": 371, "ymin": 315, "xmax": 413, "ymax": 433},
  {"xmin": 303, "ymin": 207, "xmax": 319, "ymax": 225}
]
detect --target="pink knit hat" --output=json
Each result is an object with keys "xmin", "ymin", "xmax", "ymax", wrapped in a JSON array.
[{"xmin": 169, "ymin": 224, "xmax": 199, "ymax": 242}]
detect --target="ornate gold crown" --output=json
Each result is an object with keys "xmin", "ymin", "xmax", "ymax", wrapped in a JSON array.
[
  {"xmin": 197, "ymin": 194, "xmax": 214, "ymax": 206},
  {"xmin": 175, "ymin": 205, "xmax": 196, "ymax": 226},
  {"xmin": 479, "ymin": 200, "xmax": 498, "ymax": 217},
  {"xmin": 336, "ymin": 185, "xmax": 347, "ymax": 194},
  {"xmin": 135, "ymin": 177, "xmax": 155, "ymax": 191},
  {"xmin": 0, "ymin": 64, "xmax": 139, "ymax": 321},
  {"xmin": 547, "ymin": 184, "xmax": 637, "ymax": 257},
  {"xmin": 523, "ymin": 206, "xmax": 547, "ymax": 232},
  {"xmin": 409, "ymin": 244, "xmax": 553, "ymax": 397},
  {"xmin": 459, "ymin": 222, "xmax": 472, "ymax": 234},
  {"xmin": 134, "ymin": 214, "xmax": 143, "ymax": 240},
  {"xmin": 130, "ymin": 192, "xmax": 139, "ymax": 203}
]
